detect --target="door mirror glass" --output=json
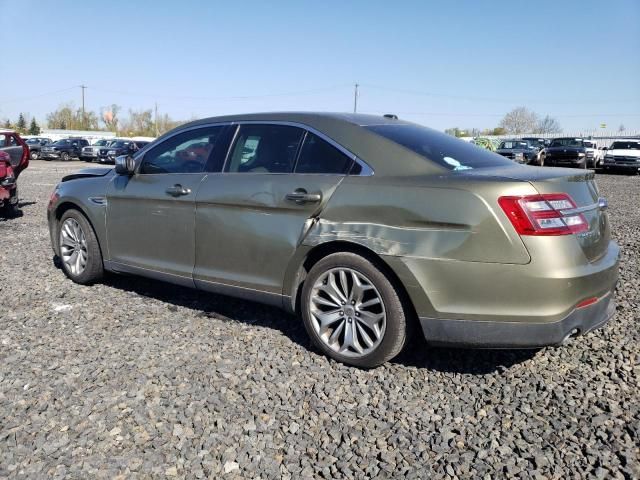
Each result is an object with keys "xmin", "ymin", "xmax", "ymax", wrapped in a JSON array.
[{"xmin": 115, "ymin": 155, "xmax": 136, "ymax": 175}]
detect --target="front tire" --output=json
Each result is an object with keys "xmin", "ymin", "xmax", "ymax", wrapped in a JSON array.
[
  {"xmin": 58, "ymin": 210, "xmax": 103, "ymax": 285},
  {"xmin": 301, "ymin": 252, "xmax": 409, "ymax": 368}
]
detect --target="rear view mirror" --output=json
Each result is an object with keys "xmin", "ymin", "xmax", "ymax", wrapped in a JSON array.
[{"xmin": 114, "ymin": 155, "xmax": 136, "ymax": 175}]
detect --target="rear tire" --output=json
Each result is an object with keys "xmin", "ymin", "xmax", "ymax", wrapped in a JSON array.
[
  {"xmin": 57, "ymin": 210, "xmax": 103, "ymax": 285},
  {"xmin": 301, "ymin": 252, "xmax": 409, "ymax": 368},
  {"xmin": 30, "ymin": 151, "xmax": 39, "ymax": 160},
  {"xmin": 61, "ymin": 152, "xmax": 70, "ymax": 161}
]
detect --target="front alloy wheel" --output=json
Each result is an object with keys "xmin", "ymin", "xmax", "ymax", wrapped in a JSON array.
[
  {"xmin": 60, "ymin": 218, "xmax": 88, "ymax": 276},
  {"xmin": 57, "ymin": 210, "xmax": 103, "ymax": 284},
  {"xmin": 301, "ymin": 252, "xmax": 409, "ymax": 368}
]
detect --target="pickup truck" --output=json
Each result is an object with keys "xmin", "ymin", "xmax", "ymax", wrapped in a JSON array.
[
  {"xmin": 602, "ymin": 139, "xmax": 640, "ymax": 173},
  {"xmin": 583, "ymin": 140, "xmax": 603, "ymax": 168},
  {"xmin": 495, "ymin": 139, "xmax": 538, "ymax": 164},
  {"xmin": 41, "ymin": 138, "xmax": 90, "ymax": 161},
  {"xmin": 24, "ymin": 137, "xmax": 53, "ymax": 160},
  {"xmin": 544, "ymin": 137, "xmax": 589, "ymax": 169}
]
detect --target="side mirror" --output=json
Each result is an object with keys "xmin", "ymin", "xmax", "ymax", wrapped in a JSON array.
[{"xmin": 115, "ymin": 155, "xmax": 136, "ymax": 175}]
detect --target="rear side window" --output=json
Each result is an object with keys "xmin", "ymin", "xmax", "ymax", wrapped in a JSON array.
[
  {"xmin": 366, "ymin": 124, "xmax": 513, "ymax": 171},
  {"xmin": 226, "ymin": 124, "xmax": 304, "ymax": 173},
  {"xmin": 295, "ymin": 132, "xmax": 353, "ymax": 174}
]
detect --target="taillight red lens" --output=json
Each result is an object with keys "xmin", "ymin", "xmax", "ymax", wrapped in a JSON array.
[{"xmin": 498, "ymin": 193, "xmax": 588, "ymax": 236}]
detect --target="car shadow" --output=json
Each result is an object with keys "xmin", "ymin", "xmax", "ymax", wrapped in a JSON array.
[{"xmin": 94, "ymin": 271, "xmax": 539, "ymax": 374}]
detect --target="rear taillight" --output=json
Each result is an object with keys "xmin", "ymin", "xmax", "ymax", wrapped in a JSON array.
[{"xmin": 498, "ymin": 193, "xmax": 588, "ymax": 236}]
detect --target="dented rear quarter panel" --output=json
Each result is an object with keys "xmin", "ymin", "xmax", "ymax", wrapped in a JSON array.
[{"xmin": 284, "ymin": 172, "xmax": 540, "ymax": 317}]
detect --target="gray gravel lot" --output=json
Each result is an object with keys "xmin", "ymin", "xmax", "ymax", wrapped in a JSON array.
[{"xmin": 1, "ymin": 161, "xmax": 638, "ymax": 479}]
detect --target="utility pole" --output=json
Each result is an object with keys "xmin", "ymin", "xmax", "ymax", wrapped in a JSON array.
[
  {"xmin": 80, "ymin": 85, "xmax": 87, "ymax": 130},
  {"xmin": 154, "ymin": 102, "xmax": 159, "ymax": 137},
  {"xmin": 353, "ymin": 83, "xmax": 359, "ymax": 113}
]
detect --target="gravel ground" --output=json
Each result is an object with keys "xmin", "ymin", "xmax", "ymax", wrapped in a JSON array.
[{"xmin": 1, "ymin": 161, "xmax": 638, "ymax": 479}]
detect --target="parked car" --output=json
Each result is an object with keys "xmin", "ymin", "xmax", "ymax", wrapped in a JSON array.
[
  {"xmin": 100, "ymin": 139, "xmax": 140, "ymax": 164},
  {"xmin": 24, "ymin": 137, "xmax": 52, "ymax": 160},
  {"xmin": 602, "ymin": 140, "xmax": 640, "ymax": 173},
  {"xmin": 47, "ymin": 113, "xmax": 618, "ymax": 367},
  {"xmin": 41, "ymin": 138, "xmax": 90, "ymax": 161},
  {"xmin": 495, "ymin": 139, "xmax": 537, "ymax": 164},
  {"xmin": 0, "ymin": 129, "xmax": 29, "ymax": 216},
  {"xmin": 583, "ymin": 140, "xmax": 603, "ymax": 168},
  {"xmin": 521, "ymin": 137, "xmax": 547, "ymax": 165},
  {"xmin": 80, "ymin": 139, "xmax": 114, "ymax": 162},
  {"xmin": 544, "ymin": 138, "xmax": 589, "ymax": 169}
]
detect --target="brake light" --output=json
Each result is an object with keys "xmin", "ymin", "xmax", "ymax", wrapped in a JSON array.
[{"xmin": 498, "ymin": 193, "xmax": 588, "ymax": 236}]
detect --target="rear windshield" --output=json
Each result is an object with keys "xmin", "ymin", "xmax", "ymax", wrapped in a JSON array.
[
  {"xmin": 365, "ymin": 124, "xmax": 513, "ymax": 171},
  {"xmin": 550, "ymin": 138, "xmax": 584, "ymax": 147},
  {"xmin": 610, "ymin": 141, "xmax": 640, "ymax": 150}
]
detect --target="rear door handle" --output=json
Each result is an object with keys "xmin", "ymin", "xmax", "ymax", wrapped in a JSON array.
[
  {"xmin": 286, "ymin": 188, "xmax": 322, "ymax": 204},
  {"xmin": 166, "ymin": 184, "xmax": 191, "ymax": 197}
]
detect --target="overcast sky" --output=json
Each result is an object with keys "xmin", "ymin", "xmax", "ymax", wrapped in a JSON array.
[{"xmin": 1, "ymin": 0, "xmax": 639, "ymax": 132}]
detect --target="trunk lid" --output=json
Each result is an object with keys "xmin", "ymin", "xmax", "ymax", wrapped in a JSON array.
[{"xmin": 465, "ymin": 165, "xmax": 609, "ymax": 262}]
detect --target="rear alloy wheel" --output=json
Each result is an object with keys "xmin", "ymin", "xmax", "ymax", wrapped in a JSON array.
[
  {"xmin": 301, "ymin": 252, "xmax": 408, "ymax": 368},
  {"xmin": 30, "ymin": 151, "xmax": 39, "ymax": 160},
  {"xmin": 61, "ymin": 152, "xmax": 70, "ymax": 161},
  {"xmin": 58, "ymin": 210, "xmax": 103, "ymax": 284}
]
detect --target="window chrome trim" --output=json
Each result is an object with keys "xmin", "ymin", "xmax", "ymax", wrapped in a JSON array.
[
  {"xmin": 224, "ymin": 120, "xmax": 375, "ymax": 176},
  {"xmin": 134, "ymin": 119, "xmax": 375, "ymax": 177}
]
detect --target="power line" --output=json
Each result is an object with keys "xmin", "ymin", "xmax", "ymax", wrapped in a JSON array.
[
  {"xmin": 0, "ymin": 86, "xmax": 78, "ymax": 105},
  {"xmin": 360, "ymin": 83, "xmax": 634, "ymax": 105},
  {"xmin": 89, "ymin": 84, "xmax": 352, "ymax": 101}
]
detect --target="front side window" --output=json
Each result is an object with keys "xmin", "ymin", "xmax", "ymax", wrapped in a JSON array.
[
  {"xmin": 140, "ymin": 126, "xmax": 227, "ymax": 174},
  {"xmin": 225, "ymin": 124, "xmax": 304, "ymax": 173},
  {"xmin": 295, "ymin": 132, "xmax": 353, "ymax": 174},
  {"xmin": 366, "ymin": 124, "xmax": 513, "ymax": 171}
]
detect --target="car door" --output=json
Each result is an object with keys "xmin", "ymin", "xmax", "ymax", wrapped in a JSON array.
[
  {"xmin": 106, "ymin": 125, "xmax": 231, "ymax": 285},
  {"xmin": 0, "ymin": 133, "xmax": 25, "ymax": 168},
  {"xmin": 194, "ymin": 123, "xmax": 357, "ymax": 298}
]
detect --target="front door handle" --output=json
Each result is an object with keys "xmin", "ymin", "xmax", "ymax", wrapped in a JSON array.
[
  {"xmin": 286, "ymin": 188, "xmax": 322, "ymax": 204},
  {"xmin": 166, "ymin": 184, "xmax": 191, "ymax": 197}
]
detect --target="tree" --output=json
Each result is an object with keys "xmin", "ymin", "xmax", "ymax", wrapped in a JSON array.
[
  {"xmin": 16, "ymin": 113, "xmax": 27, "ymax": 133},
  {"xmin": 28, "ymin": 118, "xmax": 40, "ymax": 135},
  {"xmin": 2, "ymin": 119, "xmax": 11, "ymax": 129},
  {"xmin": 101, "ymin": 104, "xmax": 121, "ymax": 132},
  {"xmin": 491, "ymin": 127, "xmax": 506, "ymax": 136},
  {"xmin": 499, "ymin": 107, "xmax": 538, "ymax": 134},
  {"xmin": 535, "ymin": 115, "xmax": 562, "ymax": 134},
  {"xmin": 618, "ymin": 124, "xmax": 626, "ymax": 133},
  {"xmin": 444, "ymin": 127, "xmax": 468, "ymax": 137}
]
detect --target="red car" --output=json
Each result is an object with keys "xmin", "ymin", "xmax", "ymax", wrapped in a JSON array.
[{"xmin": 0, "ymin": 129, "xmax": 29, "ymax": 216}]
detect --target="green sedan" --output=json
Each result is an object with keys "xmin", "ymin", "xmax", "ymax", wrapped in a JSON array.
[{"xmin": 47, "ymin": 113, "xmax": 619, "ymax": 367}]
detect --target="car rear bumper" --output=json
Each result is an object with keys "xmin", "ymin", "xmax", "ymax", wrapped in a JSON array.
[{"xmin": 419, "ymin": 290, "xmax": 616, "ymax": 348}]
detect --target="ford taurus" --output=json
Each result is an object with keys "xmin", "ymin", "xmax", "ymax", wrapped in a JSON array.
[{"xmin": 47, "ymin": 113, "xmax": 619, "ymax": 367}]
